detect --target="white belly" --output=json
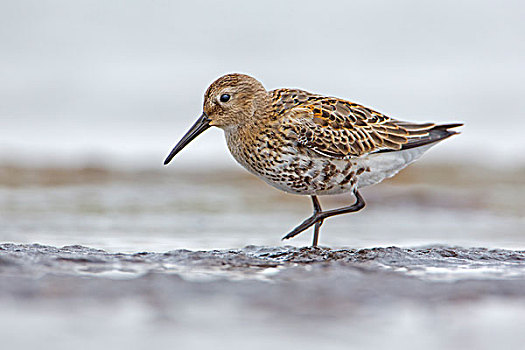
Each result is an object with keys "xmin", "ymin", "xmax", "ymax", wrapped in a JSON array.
[
  {"xmin": 273, "ymin": 145, "xmax": 435, "ymax": 195},
  {"xmin": 355, "ymin": 144, "xmax": 435, "ymax": 188}
]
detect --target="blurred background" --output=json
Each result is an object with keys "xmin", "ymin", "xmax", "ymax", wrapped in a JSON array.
[
  {"xmin": 1, "ymin": 1, "xmax": 525, "ymax": 349},
  {"xmin": 1, "ymin": 0, "xmax": 524, "ymax": 251},
  {"xmin": 1, "ymin": 0, "xmax": 524, "ymax": 168}
]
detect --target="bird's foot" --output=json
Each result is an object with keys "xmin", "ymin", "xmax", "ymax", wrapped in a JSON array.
[{"xmin": 282, "ymin": 213, "xmax": 324, "ymax": 241}]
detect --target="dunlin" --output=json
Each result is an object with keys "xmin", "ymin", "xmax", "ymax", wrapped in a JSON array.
[{"xmin": 164, "ymin": 74, "xmax": 462, "ymax": 246}]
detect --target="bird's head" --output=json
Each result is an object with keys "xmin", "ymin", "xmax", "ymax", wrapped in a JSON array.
[
  {"xmin": 203, "ymin": 73, "xmax": 268, "ymax": 128},
  {"xmin": 164, "ymin": 73, "xmax": 267, "ymax": 165}
]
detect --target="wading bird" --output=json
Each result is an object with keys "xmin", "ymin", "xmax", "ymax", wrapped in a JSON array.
[{"xmin": 164, "ymin": 74, "xmax": 462, "ymax": 246}]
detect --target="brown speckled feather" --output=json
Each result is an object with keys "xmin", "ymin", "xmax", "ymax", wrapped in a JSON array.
[{"xmin": 271, "ymin": 88, "xmax": 458, "ymax": 159}]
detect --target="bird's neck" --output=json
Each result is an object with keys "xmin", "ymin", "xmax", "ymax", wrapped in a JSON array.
[{"xmin": 222, "ymin": 90, "xmax": 273, "ymax": 138}]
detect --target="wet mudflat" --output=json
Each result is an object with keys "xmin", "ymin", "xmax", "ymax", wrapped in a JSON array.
[
  {"xmin": 2, "ymin": 243, "xmax": 525, "ymax": 349},
  {"xmin": 3, "ymin": 243, "xmax": 525, "ymax": 284}
]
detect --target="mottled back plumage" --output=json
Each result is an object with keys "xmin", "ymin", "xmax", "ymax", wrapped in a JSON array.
[{"xmin": 271, "ymin": 88, "xmax": 460, "ymax": 159}]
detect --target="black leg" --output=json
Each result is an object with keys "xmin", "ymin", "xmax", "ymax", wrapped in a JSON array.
[
  {"xmin": 282, "ymin": 190, "xmax": 366, "ymax": 242},
  {"xmin": 311, "ymin": 196, "xmax": 324, "ymax": 247},
  {"xmin": 312, "ymin": 221, "xmax": 322, "ymax": 247}
]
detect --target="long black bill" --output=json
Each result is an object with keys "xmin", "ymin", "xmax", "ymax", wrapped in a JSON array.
[{"xmin": 164, "ymin": 113, "xmax": 211, "ymax": 165}]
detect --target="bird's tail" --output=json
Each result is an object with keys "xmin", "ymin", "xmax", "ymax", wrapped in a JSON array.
[{"xmin": 397, "ymin": 123, "xmax": 463, "ymax": 151}]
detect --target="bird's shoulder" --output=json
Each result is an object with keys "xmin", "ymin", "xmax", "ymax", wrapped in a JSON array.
[{"xmin": 269, "ymin": 88, "xmax": 321, "ymax": 116}]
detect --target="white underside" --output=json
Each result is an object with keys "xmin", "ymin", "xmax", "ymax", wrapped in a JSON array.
[
  {"xmin": 355, "ymin": 143, "xmax": 435, "ymax": 189},
  {"xmin": 254, "ymin": 143, "xmax": 436, "ymax": 196}
]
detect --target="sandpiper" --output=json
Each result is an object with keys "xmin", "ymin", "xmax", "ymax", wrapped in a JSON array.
[{"xmin": 164, "ymin": 73, "xmax": 462, "ymax": 246}]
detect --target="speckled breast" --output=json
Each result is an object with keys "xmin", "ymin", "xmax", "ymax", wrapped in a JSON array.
[{"xmin": 224, "ymin": 127, "xmax": 369, "ymax": 196}]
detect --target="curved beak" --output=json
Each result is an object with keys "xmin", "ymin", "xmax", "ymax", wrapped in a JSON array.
[{"xmin": 164, "ymin": 113, "xmax": 211, "ymax": 165}]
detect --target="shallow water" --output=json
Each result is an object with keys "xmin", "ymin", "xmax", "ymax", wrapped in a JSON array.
[
  {"xmin": 1, "ymin": 165, "xmax": 525, "ymax": 349},
  {"xmin": 1, "ymin": 164, "xmax": 524, "ymax": 251}
]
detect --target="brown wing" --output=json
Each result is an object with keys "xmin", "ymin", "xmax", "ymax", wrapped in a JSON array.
[{"xmin": 276, "ymin": 94, "xmax": 460, "ymax": 158}]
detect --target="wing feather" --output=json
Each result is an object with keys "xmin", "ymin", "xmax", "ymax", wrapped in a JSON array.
[{"xmin": 271, "ymin": 89, "xmax": 462, "ymax": 158}]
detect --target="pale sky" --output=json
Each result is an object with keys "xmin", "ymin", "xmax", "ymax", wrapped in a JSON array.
[{"xmin": 1, "ymin": 0, "xmax": 524, "ymax": 168}]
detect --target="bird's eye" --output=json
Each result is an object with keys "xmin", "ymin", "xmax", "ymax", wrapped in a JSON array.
[{"xmin": 220, "ymin": 94, "xmax": 231, "ymax": 103}]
